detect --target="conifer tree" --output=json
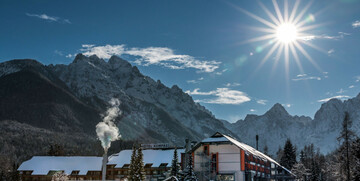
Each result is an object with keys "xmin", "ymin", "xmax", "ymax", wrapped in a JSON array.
[
  {"xmin": 136, "ymin": 147, "xmax": 146, "ymax": 181},
  {"xmin": 280, "ymin": 139, "xmax": 297, "ymax": 170},
  {"xmin": 184, "ymin": 154, "xmax": 197, "ymax": 181},
  {"xmin": 276, "ymin": 146, "xmax": 283, "ymax": 162},
  {"xmin": 337, "ymin": 112, "xmax": 355, "ymax": 181},
  {"xmin": 309, "ymin": 158, "xmax": 321, "ymax": 181},
  {"xmin": 291, "ymin": 162, "xmax": 309, "ymax": 181},
  {"xmin": 352, "ymin": 138, "xmax": 360, "ymax": 181},
  {"xmin": 129, "ymin": 145, "xmax": 137, "ymax": 181},
  {"xmin": 170, "ymin": 148, "xmax": 180, "ymax": 177}
]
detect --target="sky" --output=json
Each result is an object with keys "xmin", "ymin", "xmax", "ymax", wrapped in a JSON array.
[{"xmin": 1, "ymin": 0, "xmax": 360, "ymax": 123}]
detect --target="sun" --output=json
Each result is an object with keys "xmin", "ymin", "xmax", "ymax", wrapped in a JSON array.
[
  {"xmin": 235, "ymin": 0, "xmax": 323, "ymax": 78},
  {"xmin": 276, "ymin": 23, "xmax": 297, "ymax": 43}
]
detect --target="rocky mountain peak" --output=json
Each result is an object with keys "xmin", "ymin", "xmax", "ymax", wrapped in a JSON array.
[
  {"xmin": 108, "ymin": 55, "xmax": 131, "ymax": 69},
  {"xmin": 356, "ymin": 93, "xmax": 360, "ymax": 99},
  {"xmin": 266, "ymin": 103, "xmax": 289, "ymax": 117},
  {"xmin": 73, "ymin": 53, "xmax": 87, "ymax": 63},
  {"xmin": 72, "ymin": 54, "xmax": 105, "ymax": 65}
]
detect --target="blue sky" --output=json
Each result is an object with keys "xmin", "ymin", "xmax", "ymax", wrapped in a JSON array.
[{"xmin": 1, "ymin": 0, "xmax": 360, "ymax": 122}]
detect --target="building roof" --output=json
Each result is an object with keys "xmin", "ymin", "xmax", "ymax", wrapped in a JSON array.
[
  {"xmin": 198, "ymin": 132, "xmax": 295, "ymax": 176},
  {"xmin": 108, "ymin": 148, "xmax": 185, "ymax": 168},
  {"xmin": 17, "ymin": 156, "xmax": 103, "ymax": 175}
]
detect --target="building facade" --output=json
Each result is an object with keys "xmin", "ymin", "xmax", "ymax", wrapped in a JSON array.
[
  {"xmin": 17, "ymin": 156, "xmax": 103, "ymax": 181},
  {"xmin": 106, "ymin": 148, "xmax": 185, "ymax": 181},
  {"xmin": 191, "ymin": 132, "xmax": 295, "ymax": 181},
  {"xmin": 18, "ymin": 133, "xmax": 294, "ymax": 181}
]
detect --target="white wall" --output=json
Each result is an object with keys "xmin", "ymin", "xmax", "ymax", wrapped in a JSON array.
[{"xmin": 194, "ymin": 143, "xmax": 245, "ymax": 180}]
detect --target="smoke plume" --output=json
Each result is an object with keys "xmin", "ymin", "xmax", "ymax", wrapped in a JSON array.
[{"xmin": 96, "ymin": 98, "xmax": 121, "ymax": 152}]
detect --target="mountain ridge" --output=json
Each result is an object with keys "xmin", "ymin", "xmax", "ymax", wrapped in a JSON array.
[
  {"xmin": 1, "ymin": 54, "xmax": 359, "ymax": 160},
  {"xmin": 0, "ymin": 55, "xmax": 236, "ymax": 149},
  {"xmin": 227, "ymin": 96, "xmax": 360, "ymax": 155}
]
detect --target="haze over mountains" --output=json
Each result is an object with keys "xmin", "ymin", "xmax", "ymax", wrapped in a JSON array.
[{"xmin": 0, "ymin": 54, "xmax": 359, "ymax": 163}]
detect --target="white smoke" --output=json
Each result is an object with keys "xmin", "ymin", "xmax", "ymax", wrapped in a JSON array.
[{"xmin": 96, "ymin": 98, "xmax": 121, "ymax": 152}]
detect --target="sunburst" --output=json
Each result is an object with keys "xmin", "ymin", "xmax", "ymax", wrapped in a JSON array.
[{"xmin": 235, "ymin": 0, "xmax": 323, "ymax": 78}]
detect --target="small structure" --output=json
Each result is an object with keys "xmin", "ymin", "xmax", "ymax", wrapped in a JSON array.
[
  {"xmin": 106, "ymin": 148, "xmax": 185, "ymax": 181},
  {"xmin": 191, "ymin": 132, "xmax": 295, "ymax": 181},
  {"xmin": 17, "ymin": 156, "xmax": 103, "ymax": 180}
]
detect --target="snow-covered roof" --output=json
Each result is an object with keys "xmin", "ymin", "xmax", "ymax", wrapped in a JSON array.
[
  {"xmin": 199, "ymin": 132, "xmax": 295, "ymax": 176},
  {"xmin": 17, "ymin": 156, "xmax": 103, "ymax": 175},
  {"xmin": 108, "ymin": 149, "xmax": 185, "ymax": 168}
]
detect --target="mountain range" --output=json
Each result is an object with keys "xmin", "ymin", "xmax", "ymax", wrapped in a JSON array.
[
  {"xmin": 228, "ymin": 95, "xmax": 360, "ymax": 155},
  {"xmin": 0, "ymin": 54, "xmax": 359, "ymax": 164}
]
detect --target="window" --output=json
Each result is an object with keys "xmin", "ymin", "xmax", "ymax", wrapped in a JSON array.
[
  {"xmin": 211, "ymin": 154, "xmax": 217, "ymax": 173},
  {"xmin": 203, "ymin": 145, "xmax": 209, "ymax": 155},
  {"xmin": 71, "ymin": 171, "xmax": 79, "ymax": 175}
]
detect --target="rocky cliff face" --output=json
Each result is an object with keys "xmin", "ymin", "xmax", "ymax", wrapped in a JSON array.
[{"xmin": 0, "ymin": 55, "xmax": 235, "ymax": 148}]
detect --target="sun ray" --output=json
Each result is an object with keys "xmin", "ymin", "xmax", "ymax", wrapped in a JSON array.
[
  {"xmin": 292, "ymin": 0, "xmax": 313, "ymax": 25},
  {"xmin": 262, "ymin": 41, "xmax": 281, "ymax": 65},
  {"xmin": 289, "ymin": 0, "xmax": 300, "ymax": 23},
  {"xmin": 232, "ymin": 5, "xmax": 278, "ymax": 29},
  {"xmin": 271, "ymin": 43, "xmax": 284, "ymax": 76},
  {"xmin": 284, "ymin": 0, "xmax": 289, "ymax": 23},
  {"xmin": 254, "ymin": 41, "xmax": 281, "ymax": 73},
  {"xmin": 293, "ymin": 41, "xmax": 322, "ymax": 72},
  {"xmin": 296, "ymin": 22, "xmax": 329, "ymax": 32},
  {"xmin": 284, "ymin": 44, "xmax": 290, "ymax": 81},
  {"xmin": 299, "ymin": 40, "xmax": 328, "ymax": 54},
  {"xmin": 289, "ymin": 43, "xmax": 304, "ymax": 73},
  {"xmin": 272, "ymin": 0, "xmax": 284, "ymax": 24},
  {"xmin": 241, "ymin": 34, "xmax": 277, "ymax": 44},
  {"xmin": 246, "ymin": 26, "xmax": 277, "ymax": 33},
  {"xmin": 258, "ymin": 1, "xmax": 281, "ymax": 26}
]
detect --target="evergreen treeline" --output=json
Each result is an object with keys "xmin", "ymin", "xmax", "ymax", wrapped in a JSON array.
[
  {"xmin": 279, "ymin": 111, "xmax": 360, "ymax": 181},
  {"xmin": 128, "ymin": 145, "xmax": 146, "ymax": 181}
]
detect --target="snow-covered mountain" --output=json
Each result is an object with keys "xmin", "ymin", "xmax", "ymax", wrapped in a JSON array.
[
  {"xmin": 50, "ymin": 54, "xmax": 235, "ymax": 142},
  {"xmin": 0, "ymin": 54, "xmax": 235, "ymax": 147},
  {"xmin": 228, "ymin": 95, "xmax": 360, "ymax": 155},
  {"xmin": 1, "ymin": 54, "xmax": 360, "ymax": 157}
]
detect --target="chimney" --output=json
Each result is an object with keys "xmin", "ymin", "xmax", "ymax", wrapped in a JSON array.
[
  {"xmin": 256, "ymin": 135, "xmax": 259, "ymax": 150},
  {"xmin": 102, "ymin": 152, "xmax": 107, "ymax": 181}
]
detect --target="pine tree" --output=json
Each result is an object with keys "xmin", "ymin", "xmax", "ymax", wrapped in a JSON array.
[
  {"xmin": 310, "ymin": 158, "xmax": 320, "ymax": 181},
  {"xmin": 291, "ymin": 162, "xmax": 309, "ymax": 181},
  {"xmin": 276, "ymin": 146, "xmax": 283, "ymax": 162},
  {"xmin": 337, "ymin": 112, "xmax": 355, "ymax": 181},
  {"xmin": 128, "ymin": 145, "xmax": 137, "ymax": 181},
  {"xmin": 184, "ymin": 154, "xmax": 197, "ymax": 181},
  {"xmin": 352, "ymin": 138, "xmax": 360, "ymax": 181},
  {"xmin": 280, "ymin": 139, "xmax": 297, "ymax": 170},
  {"xmin": 136, "ymin": 147, "xmax": 146, "ymax": 181},
  {"xmin": 171, "ymin": 148, "xmax": 180, "ymax": 177},
  {"xmin": 47, "ymin": 144, "xmax": 65, "ymax": 156}
]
